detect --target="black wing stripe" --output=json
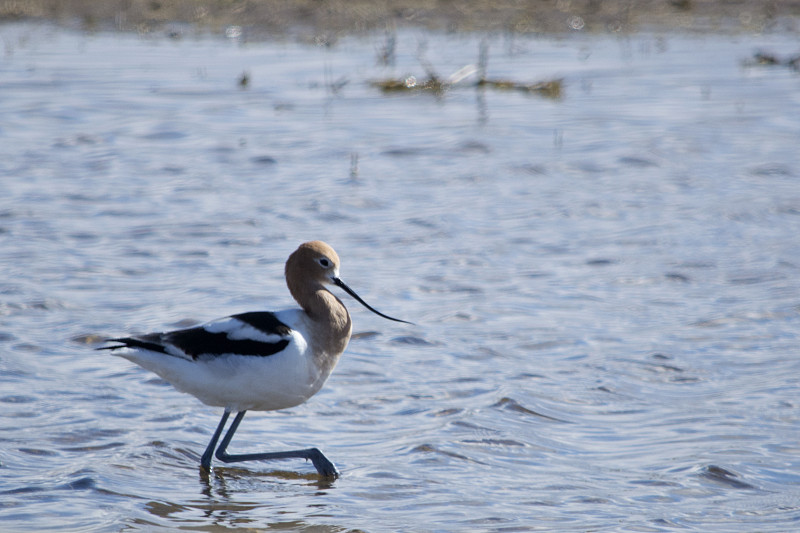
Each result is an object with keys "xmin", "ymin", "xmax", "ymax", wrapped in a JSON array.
[
  {"xmin": 98, "ymin": 313, "xmax": 293, "ymax": 358},
  {"xmin": 97, "ymin": 336, "xmax": 169, "ymax": 354},
  {"xmin": 232, "ymin": 311, "xmax": 293, "ymax": 336},
  {"xmin": 164, "ymin": 327, "xmax": 289, "ymax": 358}
]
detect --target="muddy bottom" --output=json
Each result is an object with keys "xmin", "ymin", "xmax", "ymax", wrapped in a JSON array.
[{"xmin": 3, "ymin": 0, "xmax": 799, "ymax": 39}]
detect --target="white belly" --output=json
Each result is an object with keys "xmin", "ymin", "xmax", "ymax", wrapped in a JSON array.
[{"xmin": 118, "ymin": 328, "xmax": 332, "ymax": 412}]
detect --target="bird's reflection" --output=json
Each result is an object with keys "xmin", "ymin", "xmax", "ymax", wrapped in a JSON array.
[{"xmin": 199, "ymin": 464, "xmax": 337, "ymax": 501}]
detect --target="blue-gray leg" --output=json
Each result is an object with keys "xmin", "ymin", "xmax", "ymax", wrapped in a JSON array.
[
  {"xmin": 204, "ymin": 410, "xmax": 339, "ymax": 477},
  {"xmin": 200, "ymin": 410, "xmax": 231, "ymax": 471}
]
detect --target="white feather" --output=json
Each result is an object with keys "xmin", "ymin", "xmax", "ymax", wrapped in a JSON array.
[
  {"xmin": 203, "ymin": 317, "xmax": 286, "ymax": 343},
  {"xmin": 115, "ymin": 309, "xmax": 329, "ymax": 412}
]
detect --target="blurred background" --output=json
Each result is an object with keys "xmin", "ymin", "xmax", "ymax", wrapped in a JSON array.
[{"xmin": 1, "ymin": 1, "xmax": 800, "ymax": 531}]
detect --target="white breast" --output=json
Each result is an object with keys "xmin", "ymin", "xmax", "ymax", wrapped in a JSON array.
[{"xmin": 117, "ymin": 310, "xmax": 334, "ymax": 412}]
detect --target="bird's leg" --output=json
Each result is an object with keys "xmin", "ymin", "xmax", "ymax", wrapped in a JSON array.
[
  {"xmin": 214, "ymin": 411, "xmax": 339, "ymax": 478},
  {"xmin": 200, "ymin": 410, "xmax": 231, "ymax": 471}
]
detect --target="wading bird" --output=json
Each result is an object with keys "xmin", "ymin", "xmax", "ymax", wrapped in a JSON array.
[{"xmin": 99, "ymin": 241, "xmax": 411, "ymax": 477}]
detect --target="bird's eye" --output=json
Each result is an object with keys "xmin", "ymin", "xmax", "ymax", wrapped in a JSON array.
[{"xmin": 318, "ymin": 257, "xmax": 331, "ymax": 268}]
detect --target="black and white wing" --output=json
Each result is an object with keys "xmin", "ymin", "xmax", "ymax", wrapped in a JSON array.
[{"xmin": 100, "ymin": 311, "xmax": 295, "ymax": 360}]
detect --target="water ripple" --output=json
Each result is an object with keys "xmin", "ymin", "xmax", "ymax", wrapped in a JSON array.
[{"xmin": 1, "ymin": 22, "xmax": 799, "ymax": 533}]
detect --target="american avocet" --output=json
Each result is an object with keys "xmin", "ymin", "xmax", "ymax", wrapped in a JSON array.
[{"xmin": 99, "ymin": 241, "xmax": 411, "ymax": 477}]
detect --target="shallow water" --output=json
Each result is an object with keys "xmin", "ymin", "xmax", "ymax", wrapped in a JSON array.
[{"xmin": 1, "ymin": 22, "xmax": 800, "ymax": 532}]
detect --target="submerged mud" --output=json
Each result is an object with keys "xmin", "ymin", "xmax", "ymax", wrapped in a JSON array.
[{"xmin": 2, "ymin": 0, "xmax": 799, "ymax": 38}]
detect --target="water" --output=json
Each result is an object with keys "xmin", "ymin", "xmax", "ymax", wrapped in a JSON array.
[{"xmin": 1, "ymin": 21, "xmax": 800, "ymax": 531}]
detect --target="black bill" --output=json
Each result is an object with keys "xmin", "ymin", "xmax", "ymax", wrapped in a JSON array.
[{"xmin": 333, "ymin": 277, "xmax": 414, "ymax": 325}]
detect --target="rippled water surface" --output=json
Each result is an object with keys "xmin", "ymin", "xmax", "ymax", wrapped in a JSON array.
[{"xmin": 2, "ymin": 22, "xmax": 800, "ymax": 531}]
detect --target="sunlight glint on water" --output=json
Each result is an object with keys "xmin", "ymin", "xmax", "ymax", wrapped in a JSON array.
[{"xmin": 1, "ymin": 22, "xmax": 799, "ymax": 531}]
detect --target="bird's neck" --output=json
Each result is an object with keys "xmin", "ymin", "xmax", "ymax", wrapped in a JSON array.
[
  {"xmin": 302, "ymin": 288, "xmax": 352, "ymax": 378},
  {"xmin": 289, "ymin": 280, "xmax": 352, "ymax": 346},
  {"xmin": 305, "ymin": 288, "xmax": 351, "ymax": 330}
]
